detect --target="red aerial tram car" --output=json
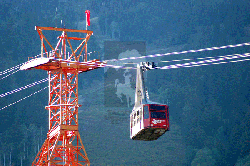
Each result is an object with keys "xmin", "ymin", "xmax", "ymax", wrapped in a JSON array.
[{"xmin": 130, "ymin": 62, "xmax": 169, "ymax": 141}]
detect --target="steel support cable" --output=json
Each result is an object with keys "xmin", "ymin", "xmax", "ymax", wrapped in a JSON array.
[
  {"xmin": 101, "ymin": 53, "xmax": 250, "ymax": 70},
  {"xmin": 0, "ymin": 51, "xmax": 50, "ymax": 78},
  {"xmin": 159, "ymin": 54, "xmax": 246, "ymax": 63},
  {"xmin": 157, "ymin": 53, "xmax": 250, "ymax": 69},
  {"xmin": 2, "ymin": 58, "xmax": 248, "ymax": 111},
  {"xmin": 157, "ymin": 55, "xmax": 250, "ymax": 70},
  {"xmin": 131, "ymin": 53, "xmax": 245, "ymax": 64},
  {"xmin": 0, "ymin": 78, "xmax": 48, "ymax": 98},
  {"xmin": 1, "ymin": 42, "xmax": 248, "ymax": 75},
  {"xmin": 1, "ymin": 41, "xmax": 247, "ymax": 76},
  {"xmin": 0, "ymin": 69, "xmax": 21, "ymax": 80},
  {"xmin": 0, "ymin": 86, "xmax": 48, "ymax": 111},
  {"xmin": 1, "ymin": 56, "xmax": 248, "ymax": 110},
  {"xmin": 0, "ymin": 63, "xmax": 24, "ymax": 76},
  {"xmin": 83, "ymin": 55, "xmax": 250, "ymax": 95},
  {"xmin": 0, "ymin": 76, "xmax": 56, "ymax": 98},
  {"xmin": 104, "ymin": 42, "xmax": 250, "ymax": 62}
]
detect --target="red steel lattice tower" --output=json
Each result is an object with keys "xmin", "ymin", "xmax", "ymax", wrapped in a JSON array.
[{"xmin": 21, "ymin": 26, "xmax": 104, "ymax": 165}]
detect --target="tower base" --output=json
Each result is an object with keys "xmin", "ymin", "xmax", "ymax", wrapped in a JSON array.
[{"xmin": 32, "ymin": 125, "xmax": 89, "ymax": 166}]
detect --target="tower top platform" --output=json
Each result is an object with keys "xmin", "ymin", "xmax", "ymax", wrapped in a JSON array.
[
  {"xmin": 20, "ymin": 25, "xmax": 106, "ymax": 72},
  {"xmin": 35, "ymin": 26, "xmax": 93, "ymax": 34},
  {"xmin": 20, "ymin": 57, "xmax": 105, "ymax": 72}
]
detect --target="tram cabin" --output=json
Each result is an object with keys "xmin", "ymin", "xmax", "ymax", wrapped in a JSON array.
[{"xmin": 130, "ymin": 103, "xmax": 169, "ymax": 141}]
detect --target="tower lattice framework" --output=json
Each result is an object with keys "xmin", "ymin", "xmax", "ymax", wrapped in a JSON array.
[{"xmin": 21, "ymin": 26, "xmax": 104, "ymax": 166}]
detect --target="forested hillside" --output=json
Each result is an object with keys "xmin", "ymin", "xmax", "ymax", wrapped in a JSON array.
[{"xmin": 0, "ymin": 0, "xmax": 249, "ymax": 165}]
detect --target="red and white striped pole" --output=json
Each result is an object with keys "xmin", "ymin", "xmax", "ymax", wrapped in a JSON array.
[
  {"xmin": 85, "ymin": 10, "xmax": 90, "ymax": 30},
  {"xmin": 85, "ymin": 10, "xmax": 90, "ymax": 61}
]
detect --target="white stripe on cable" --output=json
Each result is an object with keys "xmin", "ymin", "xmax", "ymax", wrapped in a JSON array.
[
  {"xmin": 0, "ymin": 77, "xmax": 48, "ymax": 98},
  {"xmin": 101, "ymin": 53, "xmax": 250, "ymax": 70},
  {"xmin": 0, "ymin": 76, "xmax": 55, "ymax": 98},
  {"xmin": 104, "ymin": 42, "xmax": 250, "ymax": 62},
  {"xmin": 0, "ymin": 86, "xmax": 48, "ymax": 111},
  {"xmin": 0, "ymin": 69, "xmax": 20, "ymax": 80},
  {"xmin": 0, "ymin": 63, "xmax": 23, "ymax": 76}
]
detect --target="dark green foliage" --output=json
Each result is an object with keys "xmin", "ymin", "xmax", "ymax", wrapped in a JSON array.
[{"xmin": 0, "ymin": 0, "xmax": 250, "ymax": 165}]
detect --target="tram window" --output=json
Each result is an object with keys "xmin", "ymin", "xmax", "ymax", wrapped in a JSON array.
[
  {"xmin": 143, "ymin": 106, "xmax": 149, "ymax": 119},
  {"xmin": 135, "ymin": 111, "xmax": 138, "ymax": 123},
  {"xmin": 134, "ymin": 113, "xmax": 137, "ymax": 124},
  {"xmin": 150, "ymin": 105, "xmax": 166, "ymax": 111},
  {"xmin": 139, "ymin": 110, "xmax": 142, "ymax": 121},
  {"xmin": 131, "ymin": 116, "xmax": 133, "ymax": 127},
  {"xmin": 134, "ymin": 114, "xmax": 136, "ymax": 125},
  {"xmin": 151, "ymin": 112, "xmax": 166, "ymax": 119}
]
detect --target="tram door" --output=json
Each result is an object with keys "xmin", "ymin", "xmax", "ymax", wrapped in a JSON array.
[
  {"xmin": 143, "ymin": 105, "xmax": 149, "ymax": 128},
  {"xmin": 143, "ymin": 105, "xmax": 149, "ymax": 119}
]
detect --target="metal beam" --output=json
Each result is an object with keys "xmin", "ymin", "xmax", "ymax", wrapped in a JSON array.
[{"xmin": 35, "ymin": 26, "xmax": 93, "ymax": 34}]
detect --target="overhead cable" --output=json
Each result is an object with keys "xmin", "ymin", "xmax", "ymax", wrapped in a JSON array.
[
  {"xmin": 101, "ymin": 53, "xmax": 250, "ymax": 70},
  {"xmin": 0, "ymin": 63, "xmax": 24, "ymax": 76},
  {"xmin": 0, "ymin": 69, "xmax": 20, "ymax": 80},
  {"xmin": 0, "ymin": 86, "xmax": 48, "ymax": 111},
  {"xmin": 104, "ymin": 42, "xmax": 250, "ymax": 62},
  {"xmin": 0, "ymin": 78, "xmax": 48, "ymax": 98}
]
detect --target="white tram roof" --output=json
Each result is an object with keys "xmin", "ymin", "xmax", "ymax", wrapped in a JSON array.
[{"xmin": 142, "ymin": 99, "xmax": 164, "ymax": 105}]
